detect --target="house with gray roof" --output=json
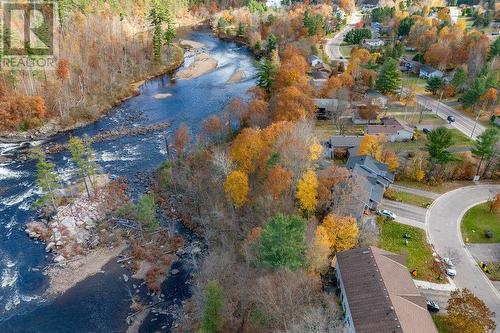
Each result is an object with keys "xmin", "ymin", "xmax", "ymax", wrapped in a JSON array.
[
  {"xmin": 335, "ymin": 246, "xmax": 438, "ymax": 333},
  {"xmin": 365, "ymin": 117, "xmax": 414, "ymax": 142},
  {"xmin": 325, "ymin": 135, "xmax": 363, "ymax": 159},
  {"xmin": 419, "ymin": 65, "xmax": 444, "ymax": 79},
  {"xmin": 347, "ymin": 155, "xmax": 394, "ymax": 210}
]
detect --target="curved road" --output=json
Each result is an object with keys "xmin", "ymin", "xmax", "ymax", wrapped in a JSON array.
[
  {"xmin": 426, "ymin": 185, "xmax": 500, "ymax": 328},
  {"xmin": 325, "ymin": 11, "xmax": 362, "ymax": 64}
]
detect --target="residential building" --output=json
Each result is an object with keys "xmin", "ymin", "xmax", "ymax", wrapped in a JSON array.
[
  {"xmin": 362, "ymin": 38, "xmax": 385, "ymax": 50},
  {"xmin": 314, "ymin": 98, "xmax": 339, "ymax": 120},
  {"xmin": 419, "ymin": 65, "xmax": 444, "ymax": 79},
  {"xmin": 401, "ymin": 59, "xmax": 422, "ymax": 74},
  {"xmin": 365, "ymin": 117, "xmax": 415, "ymax": 142},
  {"xmin": 309, "ymin": 55, "xmax": 323, "ymax": 67},
  {"xmin": 335, "ymin": 246, "xmax": 439, "ymax": 333},
  {"xmin": 325, "ymin": 135, "xmax": 363, "ymax": 159},
  {"xmin": 346, "ymin": 155, "xmax": 394, "ymax": 210},
  {"xmin": 365, "ymin": 90, "xmax": 388, "ymax": 109}
]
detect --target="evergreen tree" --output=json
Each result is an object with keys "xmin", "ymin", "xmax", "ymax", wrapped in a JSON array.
[
  {"xmin": 201, "ymin": 280, "xmax": 224, "ymax": 333},
  {"xmin": 472, "ymin": 128, "xmax": 498, "ymax": 176},
  {"xmin": 266, "ymin": 33, "xmax": 277, "ymax": 53},
  {"xmin": 236, "ymin": 22, "xmax": 245, "ymax": 37},
  {"xmin": 31, "ymin": 148, "xmax": 60, "ymax": 210},
  {"xmin": 426, "ymin": 127, "xmax": 459, "ymax": 165},
  {"xmin": 136, "ymin": 193, "xmax": 159, "ymax": 232},
  {"xmin": 259, "ymin": 214, "xmax": 307, "ymax": 270},
  {"xmin": 68, "ymin": 137, "xmax": 98, "ymax": 198},
  {"xmin": 398, "ymin": 16, "xmax": 413, "ymax": 36},
  {"xmin": 425, "ymin": 76, "xmax": 443, "ymax": 95},
  {"xmin": 148, "ymin": 6, "xmax": 165, "ymax": 62},
  {"xmin": 376, "ymin": 58, "xmax": 401, "ymax": 94},
  {"xmin": 256, "ymin": 58, "xmax": 276, "ymax": 93},
  {"xmin": 488, "ymin": 36, "xmax": 499, "ymax": 60},
  {"xmin": 451, "ymin": 68, "xmax": 467, "ymax": 92},
  {"xmin": 164, "ymin": 6, "xmax": 176, "ymax": 46}
]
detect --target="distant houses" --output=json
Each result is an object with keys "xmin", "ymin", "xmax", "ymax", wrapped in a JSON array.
[
  {"xmin": 365, "ymin": 118, "xmax": 415, "ymax": 142},
  {"xmin": 361, "ymin": 38, "xmax": 385, "ymax": 50},
  {"xmin": 335, "ymin": 246, "xmax": 439, "ymax": 333},
  {"xmin": 347, "ymin": 155, "xmax": 395, "ymax": 210},
  {"xmin": 419, "ymin": 65, "xmax": 444, "ymax": 79}
]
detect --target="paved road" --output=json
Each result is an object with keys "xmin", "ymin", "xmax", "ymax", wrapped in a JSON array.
[
  {"xmin": 426, "ymin": 185, "xmax": 500, "ymax": 328},
  {"xmin": 325, "ymin": 11, "xmax": 362, "ymax": 63},
  {"xmin": 391, "ymin": 184, "xmax": 440, "ymax": 200},
  {"xmin": 416, "ymin": 95, "xmax": 485, "ymax": 139},
  {"xmin": 381, "ymin": 199, "xmax": 426, "ymax": 229}
]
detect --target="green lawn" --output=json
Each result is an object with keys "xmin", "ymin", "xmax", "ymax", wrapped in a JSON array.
[
  {"xmin": 432, "ymin": 315, "xmax": 458, "ymax": 333},
  {"xmin": 483, "ymin": 262, "xmax": 500, "ymax": 281},
  {"xmin": 449, "ymin": 129, "xmax": 474, "ymax": 147},
  {"xmin": 378, "ymin": 220, "xmax": 444, "ymax": 283},
  {"xmin": 389, "ymin": 191, "xmax": 433, "ymax": 208},
  {"xmin": 386, "ymin": 127, "xmax": 472, "ymax": 152},
  {"xmin": 461, "ymin": 203, "xmax": 500, "ymax": 243},
  {"xmin": 395, "ymin": 179, "xmax": 474, "ymax": 194},
  {"xmin": 340, "ymin": 43, "xmax": 353, "ymax": 59}
]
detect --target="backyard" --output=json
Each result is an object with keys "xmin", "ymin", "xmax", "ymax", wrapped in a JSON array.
[
  {"xmin": 378, "ymin": 219, "xmax": 444, "ymax": 283},
  {"xmin": 461, "ymin": 203, "xmax": 500, "ymax": 243}
]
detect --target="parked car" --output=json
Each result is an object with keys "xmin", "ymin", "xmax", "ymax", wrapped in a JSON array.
[
  {"xmin": 378, "ymin": 209, "xmax": 397, "ymax": 220},
  {"xmin": 443, "ymin": 257, "xmax": 457, "ymax": 277},
  {"xmin": 447, "ymin": 115, "xmax": 456, "ymax": 123},
  {"xmin": 423, "ymin": 128, "xmax": 430, "ymax": 134},
  {"xmin": 426, "ymin": 300, "xmax": 440, "ymax": 312}
]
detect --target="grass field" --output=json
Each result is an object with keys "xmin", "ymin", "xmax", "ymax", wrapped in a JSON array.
[
  {"xmin": 395, "ymin": 179, "xmax": 473, "ymax": 194},
  {"xmin": 432, "ymin": 315, "xmax": 457, "ymax": 333},
  {"xmin": 378, "ymin": 220, "xmax": 443, "ymax": 283},
  {"xmin": 483, "ymin": 262, "xmax": 500, "ymax": 281},
  {"xmin": 340, "ymin": 43, "xmax": 353, "ymax": 59},
  {"xmin": 461, "ymin": 203, "xmax": 500, "ymax": 243},
  {"xmin": 389, "ymin": 191, "xmax": 433, "ymax": 208}
]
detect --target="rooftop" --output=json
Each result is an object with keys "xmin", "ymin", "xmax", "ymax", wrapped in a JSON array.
[
  {"xmin": 365, "ymin": 117, "xmax": 414, "ymax": 135},
  {"xmin": 336, "ymin": 247, "xmax": 438, "ymax": 333}
]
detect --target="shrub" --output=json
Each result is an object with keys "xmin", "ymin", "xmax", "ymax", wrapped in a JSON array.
[
  {"xmin": 484, "ymin": 230, "xmax": 494, "ymax": 239},
  {"xmin": 383, "ymin": 188, "xmax": 398, "ymax": 201}
]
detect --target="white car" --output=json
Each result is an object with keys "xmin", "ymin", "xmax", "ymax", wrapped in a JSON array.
[
  {"xmin": 378, "ymin": 209, "xmax": 397, "ymax": 220},
  {"xmin": 443, "ymin": 258, "xmax": 456, "ymax": 277}
]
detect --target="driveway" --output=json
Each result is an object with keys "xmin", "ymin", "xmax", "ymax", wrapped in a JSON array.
[
  {"xmin": 416, "ymin": 95, "xmax": 485, "ymax": 139},
  {"xmin": 426, "ymin": 185, "xmax": 500, "ymax": 328},
  {"xmin": 381, "ymin": 199, "xmax": 426, "ymax": 229},
  {"xmin": 468, "ymin": 244, "xmax": 500, "ymax": 263}
]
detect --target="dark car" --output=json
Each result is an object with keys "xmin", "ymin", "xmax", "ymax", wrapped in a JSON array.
[
  {"xmin": 426, "ymin": 300, "xmax": 440, "ymax": 312},
  {"xmin": 423, "ymin": 128, "xmax": 430, "ymax": 134},
  {"xmin": 447, "ymin": 115, "xmax": 456, "ymax": 123}
]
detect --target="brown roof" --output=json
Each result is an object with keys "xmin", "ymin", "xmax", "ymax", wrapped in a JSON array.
[
  {"xmin": 365, "ymin": 117, "xmax": 414, "ymax": 135},
  {"xmin": 336, "ymin": 247, "xmax": 438, "ymax": 333}
]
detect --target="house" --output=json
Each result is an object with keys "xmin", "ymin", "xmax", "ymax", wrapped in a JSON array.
[
  {"xmin": 309, "ymin": 55, "xmax": 323, "ymax": 67},
  {"xmin": 314, "ymin": 98, "xmax": 339, "ymax": 120},
  {"xmin": 335, "ymin": 246, "xmax": 439, "ymax": 333},
  {"xmin": 365, "ymin": 90, "xmax": 388, "ymax": 109},
  {"xmin": 419, "ymin": 65, "xmax": 444, "ymax": 79},
  {"xmin": 365, "ymin": 117, "xmax": 415, "ymax": 142},
  {"xmin": 346, "ymin": 155, "xmax": 394, "ymax": 210},
  {"xmin": 311, "ymin": 62, "xmax": 332, "ymax": 80},
  {"xmin": 266, "ymin": 0, "xmax": 281, "ymax": 8},
  {"xmin": 362, "ymin": 38, "xmax": 385, "ymax": 50},
  {"xmin": 352, "ymin": 109, "xmax": 379, "ymax": 125},
  {"xmin": 324, "ymin": 135, "xmax": 363, "ymax": 159},
  {"xmin": 401, "ymin": 59, "xmax": 422, "ymax": 74}
]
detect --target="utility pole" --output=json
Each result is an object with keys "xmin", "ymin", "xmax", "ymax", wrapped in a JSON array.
[{"xmin": 470, "ymin": 109, "xmax": 482, "ymax": 139}]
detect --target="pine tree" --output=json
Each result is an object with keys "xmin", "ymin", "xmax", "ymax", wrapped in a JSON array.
[
  {"xmin": 164, "ymin": 6, "xmax": 176, "ymax": 46},
  {"xmin": 472, "ymin": 128, "xmax": 498, "ymax": 176},
  {"xmin": 426, "ymin": 127, "xmax": 459, "ymax": 165},
  {"xmin": 201, "ymin": 281, "xmax": 224, "ymax": 333},
  {"xmin": 259, "ymin": 214, "xmax": 307, "ymax": 270},
  {"xmin": 148, "ymin": 6, "xmax": 165, "ymax": 62},
  {"xmin": 375, "ymin": 58, "xmax": 401, "ymax": 95},
  {"xmin": 31, "ymin": 148, "xmax": 60, "ymax": 210},
  {"xmin": 68, "ymin": 137, "xmax": 98, "ymax": 198},
  {"xmin": 256, "ymin": 58, "xmax": 276, "ymax": 93}
]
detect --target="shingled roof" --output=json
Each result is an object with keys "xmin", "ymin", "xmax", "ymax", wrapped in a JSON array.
[{"xmin": 336, "ymin": 247, "xmax": 438, "ymax": 333}]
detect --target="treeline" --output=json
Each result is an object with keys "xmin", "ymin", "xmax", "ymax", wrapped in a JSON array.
[{"xmin": 0, "ymin": 0, "xmax": 189, "ymax": 133}]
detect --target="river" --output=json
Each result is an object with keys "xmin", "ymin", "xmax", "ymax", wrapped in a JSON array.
[{"xmin": 0, "ymin": 31, "xmax": 256, "ymax": 332}]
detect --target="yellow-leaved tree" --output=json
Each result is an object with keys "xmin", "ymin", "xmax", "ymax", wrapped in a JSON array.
[
  {"xmin": 229, "ymin": 128, "xmax": 264, "ymax": 173},
  {"xmin": 224, "ymin": 170, "xmax": 249, "ymax": 208},
  {"xmin": 309, "ymin": 141, "xmax": 323, "ymax": 161},
  {"xmin": 296, "ymin": 169, "xmax": 318, "ymax": 212},
  {"xmin": 358, "ymin": 134, "xmax": 386, "ymax": 161},
  {"xmin": 315, "ymin": 214, "xmax": 359, "ymax": 254}
]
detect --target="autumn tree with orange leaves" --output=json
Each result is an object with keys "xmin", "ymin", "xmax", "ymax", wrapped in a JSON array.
[{"xmin": 447, "ymin": 289, "xmax": 496, "ymax": 333}]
